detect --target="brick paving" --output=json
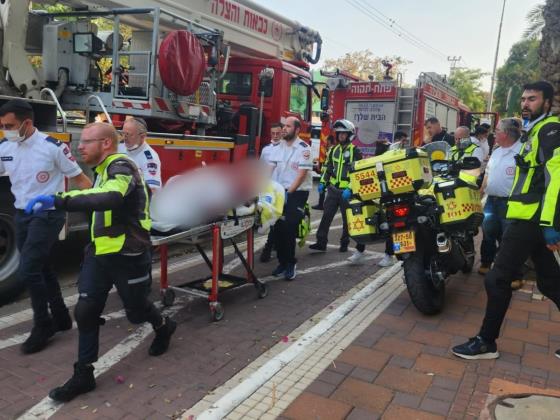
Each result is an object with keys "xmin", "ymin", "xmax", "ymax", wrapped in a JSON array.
[
  {"xmin": 0, "ymin": 236, "xmax": 384, "ymax": 419},
  {"xmin": 282, "ymin": 265, "xmax": 560, "ymax": 420}
]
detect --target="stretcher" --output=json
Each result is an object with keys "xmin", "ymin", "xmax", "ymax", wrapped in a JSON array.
[{"xmin": 150, "ymin": 214, "xmax": 268, "ymax": 321}]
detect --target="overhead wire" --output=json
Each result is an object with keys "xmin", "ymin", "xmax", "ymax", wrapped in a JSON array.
[{"xmin": 343, "ymin": 0, "xmax": 449, "ymax": 63}]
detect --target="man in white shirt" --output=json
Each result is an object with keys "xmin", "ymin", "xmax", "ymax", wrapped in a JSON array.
[
  {"xmin": 119, "ymin": 117, "xmax": 162, "ymax": 193},
  {"xmin": 259, "ymin": 122, "xmax": 282, "ymax": 262},
  {"xmin": 479, "ymin": 118, "xmax": 523, "ymax": 280},
  {"xmin": 268, "ymin": 116, "xmax": 312, "ymax": 280},
  {"xmin": 0, "ymin": 99, "xmax": 91, "ymax": 354},
  {"xmin": 471, "ymin": 125, "xmax": 490, "ymax": 172}
]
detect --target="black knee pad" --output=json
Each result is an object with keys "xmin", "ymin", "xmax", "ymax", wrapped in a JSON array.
[
  {"xmin": 126, "ymin": 307, "xmax": 148, "ymax": 324},
  {"xmin": 74, "ymin": 298, "xmax": 103, "ymax": 332}
]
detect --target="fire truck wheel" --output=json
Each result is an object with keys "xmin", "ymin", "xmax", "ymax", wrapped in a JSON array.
[
  {"xmin": 211, "ymin": 302, "xmax": 224, "ymax": 322},
  {"xmin": 161, "ymin": 288, "xmax": 175, "ymax": 307},
  {"xmin": 0, "ymin": 209, "xmax": 22, "ymax": 302},
  {"xmin": 256, "ymin": 282, "xmax": 268, "ymax": 299}
]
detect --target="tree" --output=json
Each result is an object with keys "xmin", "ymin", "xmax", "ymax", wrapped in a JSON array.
[
  {"xmin": 540, "ymin": 0, "xmax": 560, "ymax": 115},
  {"xmin": 523, "ymin": 4, "xmax": 545, "ymax": 39},
  {"xmin": 322, "ymin": 49, "xmax": 411, "ymax": 81},
  {"xmin": 493, "ymin": 38, "xmax": 540, "ymax": 116},
  {"xmin": 448, "ymin": 68, "xmax": 488, "ymax": 112}
]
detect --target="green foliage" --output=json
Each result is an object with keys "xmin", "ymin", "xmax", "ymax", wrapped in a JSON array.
[
  {"xmin": 523, "ymin": 4, "xmax": 545, "ymax": 39},
  {"xmin": 493, "ymin": 38, "xmax": 540, "ymax": 116},
  {"xmin": 448, "ymin": 68, "xmax": 488, "ymax": 112},
  {"xmin": 322, "ymin": 49, "xmax": 411, "ymax": 81}
]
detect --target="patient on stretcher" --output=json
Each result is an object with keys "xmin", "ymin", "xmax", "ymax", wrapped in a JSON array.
[{"xmin": 149, "ymin": 160, "xmax": 284, "ymax": 235}]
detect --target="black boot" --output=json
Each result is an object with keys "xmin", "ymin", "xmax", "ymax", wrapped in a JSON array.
[
  {"xmin": 21, "ymin": 321, "xmax": 55, "ymax": 354},
  {"xmin": 49, "ymin": 362, "xmax": 96, "ymax": 402},
  {"xmin": 52, "ymin": 308, "xmax": 73, "ymax": 332},
  {"xmin": 149, "ymin": 317, "xmax": 177, "ymax": 356}
]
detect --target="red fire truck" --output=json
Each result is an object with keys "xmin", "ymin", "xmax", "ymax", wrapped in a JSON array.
[
  {"xmin": 0, "ymin": 0, "xmax": 322, "ymax": 297},
  {"xmin": 319, "ymin": 72, "xmax": 471, "ymax": 158}
]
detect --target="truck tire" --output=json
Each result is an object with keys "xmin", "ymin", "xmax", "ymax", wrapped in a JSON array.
[
  {"xmin": 0, "ymin": 208, "xmax": 22, "ymax": 300},
  {"xmin": 403, "ymin": 245, "xmax": 445, "ymax": 315}
]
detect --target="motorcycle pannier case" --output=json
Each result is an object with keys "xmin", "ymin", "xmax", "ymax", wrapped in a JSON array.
[
  {"xmin": 346, "ymin": 199, "xmax": 381, "ymax": 243},
  {"xmin": 435, "ymin": 177, "xmax": 483, "ymax": 228},
  {"xmin": 349, "ymin": 148, "xmax": 433, "ymax": 200}
]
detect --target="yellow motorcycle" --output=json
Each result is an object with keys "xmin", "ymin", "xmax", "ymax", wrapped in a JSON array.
[{"xmin": 347, "ymin": 142, "xmax": 483, "ymax": 314}]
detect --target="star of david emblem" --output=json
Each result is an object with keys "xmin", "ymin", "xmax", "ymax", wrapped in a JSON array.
[
  {"xmin": 352, "ymin": 220, "xmax": 365, "ymax": 230},
  {"xmin": 448, "ymin": 201, "xmax": 457, "ymax": 210}
]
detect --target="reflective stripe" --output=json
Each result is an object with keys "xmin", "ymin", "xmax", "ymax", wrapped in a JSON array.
[{"xmin": 128, "ymin": 274, "xmax": 150, "ymax": 285}]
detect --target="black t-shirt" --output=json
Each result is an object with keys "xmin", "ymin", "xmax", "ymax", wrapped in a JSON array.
[{"xmin": 432, "ymin": 130, "xmax": 455, "ymax": 146}]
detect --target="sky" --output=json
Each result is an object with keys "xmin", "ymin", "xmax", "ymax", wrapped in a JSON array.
[{"xmin": 258, "ymin": 0, "xmax": 543, "ymax": 90}]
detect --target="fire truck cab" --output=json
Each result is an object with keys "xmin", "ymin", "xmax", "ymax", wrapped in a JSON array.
[
  {"xmin": 320, "ymin": 72, "xmax": 466, "ymax": 158},
  {"xmin": 0, "ymin": 0, "xmax": 321, "ymax": 298}
]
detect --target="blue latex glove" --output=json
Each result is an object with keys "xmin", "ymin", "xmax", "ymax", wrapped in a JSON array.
[
  {"xmin": 543, "ymin": 227, "xmax": 560, "ymax": 246},
  {"xmin": 342, "ymin": 188, "xmax": 352, "ymax": 201},
  {"xmin": 25, "ymin": 195, "xmax": 55, "ymax": 214},
  {"xmin": 318, "ymin": 183, "xmax": 325, "ymax": 194}
]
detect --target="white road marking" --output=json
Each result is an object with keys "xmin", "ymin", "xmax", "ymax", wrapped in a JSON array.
[
  {"xmin": 15, "ymin": 215, "xmax": 352, "ymax": 418},
  {"xmin": 18, "ymin": 299, "xmax": 186, "ymax": 420},
  {"xmin": 0, "ymin": 216, "xmax": 335, "ymax": 330},
  {"xmin": 193, "ymin": 263, "xmax": 403, "ymax": 420}
]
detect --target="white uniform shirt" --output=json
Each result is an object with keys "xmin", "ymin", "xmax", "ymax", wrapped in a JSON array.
[
  {"xmin": 471, "ymin": 137, "xmax": 490, "ymax": 171},
  {"xmin": 485, "ymin": 140, "xmax": 522, "ymax": 198},
  {"xmin": 118, "ymin": 142, "xmax": 162, "ymax": 190},
  {"xmin": 269, "ymin": 138, "xmax": 312, "ymax": 191},
  {"xmin": 0, "ymin": 130, "xmax": 82, "ymax": 209},
  {"xmin": 260, "ymin": 142, "xmax": 278, "ymax": 164}
]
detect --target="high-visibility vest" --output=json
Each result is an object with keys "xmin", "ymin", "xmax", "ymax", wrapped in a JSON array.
[{"xmin": 506, "ymin": 115, "xmax": 560, "ymax": 225}]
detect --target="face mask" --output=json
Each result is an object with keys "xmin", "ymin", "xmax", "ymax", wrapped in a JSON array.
[
  {"xmin": 458, "ymin": 137, "xmax": 471, "ymax": 149},
  {"xmin": 4, "ymin": 121, "xmax": 26, "ymax": 142},
  {"xmin": 126, "ymin": 143, "xmax": 141, "ymax": 152}
]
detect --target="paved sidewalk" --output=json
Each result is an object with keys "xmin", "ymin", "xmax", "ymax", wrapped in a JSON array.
[{"xmin": 281, "ymin": 267, "xmax": 560, "ymax": 420}]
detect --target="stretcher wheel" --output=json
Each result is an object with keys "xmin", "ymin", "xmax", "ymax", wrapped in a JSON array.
[
  {"xmin": 211, "ymin": 302, "xmax": 224, "ymax": 322},
  {"xmin": 256, "ymin": 282, "xmax": 268, "ymax": 299},
  {"xmin": 162, "ymin": 288, "xmax": 175, "ymax": 307}
]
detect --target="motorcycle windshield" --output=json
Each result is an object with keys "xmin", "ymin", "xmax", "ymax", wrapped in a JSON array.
[{"xmin": 422, "ymin": 141, "xmax": 452, "ymax": 162}]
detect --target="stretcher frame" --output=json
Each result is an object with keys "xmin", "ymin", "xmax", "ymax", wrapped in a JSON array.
[{"xmin": 150, "ymin": 214, "xmax": 268, "ymax": 321}]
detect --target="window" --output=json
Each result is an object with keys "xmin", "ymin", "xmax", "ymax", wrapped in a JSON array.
[
  {"xmin": 289, "ymin": 77, "xmax": 310, "ymax": 120},
  {"xmin": 218, "ymin": 72, "xmax": 252, "ymax": 96}
]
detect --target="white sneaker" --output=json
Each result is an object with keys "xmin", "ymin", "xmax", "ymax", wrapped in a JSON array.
[
  {"xmin": 347, "ymin": 250, "xmax": 367, "ymax": 265},
  {"xmin": 378, "ymin": 254, "xmax": 396, "ymax": 267}
]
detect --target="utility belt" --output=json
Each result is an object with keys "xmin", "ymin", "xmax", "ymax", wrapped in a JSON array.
[{"xmin": 486, "ymin": 195, "xmax": 509, "ymax": 201}]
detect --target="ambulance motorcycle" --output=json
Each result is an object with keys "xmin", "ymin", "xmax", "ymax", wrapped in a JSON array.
[{"xmin": 347, "ymin": 142, "xmax": 483, "ymax": 315}]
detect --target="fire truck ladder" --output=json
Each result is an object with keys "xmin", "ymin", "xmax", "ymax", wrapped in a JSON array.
[{"xmin": 395, "ymin": 86, "xmax": 415, "ymax": 147}]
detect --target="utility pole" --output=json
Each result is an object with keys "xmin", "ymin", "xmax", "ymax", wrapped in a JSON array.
[
  {"xmin": 488, "ymin": 0, "xmax": 507, "ymax": 112},
  {"xmin": 447, "ymin": 56, "xmax": 462, "ymax": 75}
]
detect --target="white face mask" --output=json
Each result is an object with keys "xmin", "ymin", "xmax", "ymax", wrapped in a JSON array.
[
  {"xmin": 126, "ymin": 143, "xmax": 141, "ymax": 152},
  {"xmin": 4, "ymin": 129, "xmax": 25, "ymax": 143},
  {"xmin": 3, "ymin": 120, "xmax": 29, "ymax": 143}
]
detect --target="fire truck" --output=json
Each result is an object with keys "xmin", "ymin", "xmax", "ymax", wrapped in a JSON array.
[
  {"xmin": 0, "ymin": 0, "xmax": 322, "ymax": 298},
  {"xmin": 318, "ymin": 71, "xmax": 471, "ymax": 159}
]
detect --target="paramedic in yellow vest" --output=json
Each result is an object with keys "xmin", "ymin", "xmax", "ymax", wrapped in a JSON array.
[
  {"xmin": 453, "ymin": 81, "xmax": 560, "ymax": 360},
  {"xmin": 309, "ymin": 119, "xmax": 367, "ymax": 264},
  {"xmin": 25, "ymin": 122, "xmax": 176, "ymax": 402},
  {"xmin": 451, "ymin": 126, "xmax": 485, "ymax": 164}
]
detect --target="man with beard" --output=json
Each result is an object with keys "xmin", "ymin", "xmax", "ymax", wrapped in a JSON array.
[
  {"xmin": 26, "ymin": 122, "xmax": 176, "ymax": 401},
  {"xmin": 452, "ymin": 81, "xmax": 560, "ymax": 360},
  {"xmin": 268, "ymin": 117, "xmax": 312, "ymax": 280}
]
